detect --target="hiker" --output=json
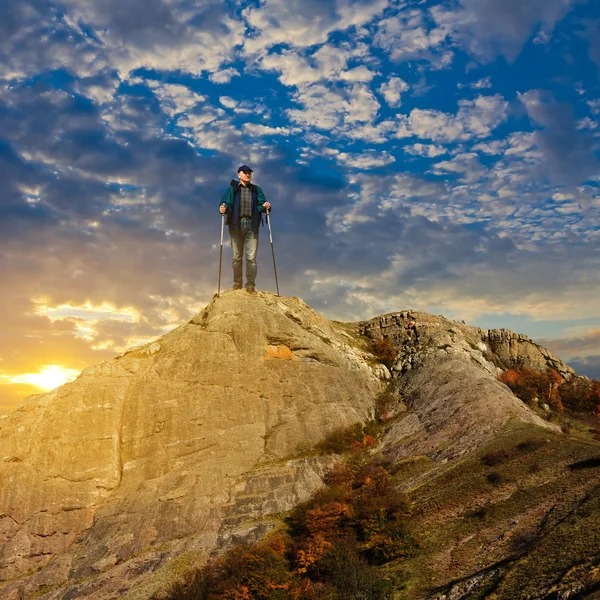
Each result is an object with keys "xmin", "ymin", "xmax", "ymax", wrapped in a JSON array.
[{"xmin": 219, "ymin": 165, "xmax": 271, "ymax": 294}]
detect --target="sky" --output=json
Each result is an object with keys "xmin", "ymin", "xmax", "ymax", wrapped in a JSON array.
[{"xmin": 1, "ymin": 0, "xmax": 599, "ymax": 412}]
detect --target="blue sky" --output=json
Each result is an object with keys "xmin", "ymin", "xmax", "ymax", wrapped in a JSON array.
[{"xmin": 1, "ymin": 0, "xmax": 599, "ymax": 411}]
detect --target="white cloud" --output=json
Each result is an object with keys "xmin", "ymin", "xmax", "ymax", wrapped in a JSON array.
[
  {"xmin": 209, "ymin": 68, "xmax": 241, "ymax": 84},
  {"xmin": 334, "ymin": 150, "xmax": 395, "ymax": 169},
  {"xmin": 0, "ymin": 1, "xmax": 247, "ymax": 84},
  {"xmin": 65, "ymin": 1, "xmax": 245, "ymax": 77},
  {"xmin": 339, "ymin": 66, "xmax": 377, "ymax": 82},
  {"xmin": 147, "ymin": 82, "xmax": 206, "ymax": 117},
  {"xmin": 260, "ymin": 45, "xmax": 347, "ymax": 87},
  {"xmin": 434, "ymin": 152, "xmax": 484, "ymax": 183},
  {"xmin": 218, "ymin": 96, "xmax": 267, "ymax": 115},
  {"xmin": 458, "ymin": 76, "xmax": 492, "ymax": 90},
  {"xmin": 402, "ymin": 94, "xmax": 509, "ymax": 143},
  {"xmin": 342, "ymin": 120, "xmax": 399, "ymax": 144},
  {"xmin": 243, "ymin": 123, "xmax": 294, "ymax": 136},
  {"xmin": 288, "ymin": 83, "xmax": 380, "ymax": 131},
  {"xmin": 404, "ymin": 143, "xmax": 448, "ymax": 158},
  {"xmin": 473, "ymin": 140, "xmax": 506, "ymax": 155},
  {"xmin": 219, "ymin": 96, "xmax": 238, "ymax": 109},
  {"xmin": 588, "ymin": 100, "xmax": 600, "ymax": 116},
  {"xmin": 378, "ymin": 77, "xmax": 410, "ymax": 107},
  {"xmin": 243, "ymin": 0, "xmax": 389, "ymax": 54},
  {"xmin": 259, "ymin": 45, "xmax": 376, "ymax": 87},
  {"xmin": 177, "ymin": 111, "xmax": 241, "ymax": 151},
  {"xmin": 374, "ymin": 8, "xmax": 454, "ymax": 67}
]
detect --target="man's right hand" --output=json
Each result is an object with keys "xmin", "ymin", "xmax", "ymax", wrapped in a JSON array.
[{"xmin": 220, "ymin": 204, "xmax": 226, "ymax": 214}]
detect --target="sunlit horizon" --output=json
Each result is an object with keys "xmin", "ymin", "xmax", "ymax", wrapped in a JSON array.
[{"xmin": 4, "ymin": 365, "xmax": 81, "ymax": 392}]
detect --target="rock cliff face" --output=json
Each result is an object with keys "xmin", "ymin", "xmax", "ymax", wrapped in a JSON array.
[
  {"xmin": 0, "ymin": 296, "xmax": 570, "ymax": 599},
  {"xmin": 361, "ymin": 311, "xmax": 565, "ymax": 463}
]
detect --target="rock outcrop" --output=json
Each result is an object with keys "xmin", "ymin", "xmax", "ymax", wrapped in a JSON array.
[
  {"xmin": 0, "ymin": 297, "xmax": 569, "ymax": 599},
  {"xmin": 361, "ymin": 311, "xmax": 564, "ymax": 463}
]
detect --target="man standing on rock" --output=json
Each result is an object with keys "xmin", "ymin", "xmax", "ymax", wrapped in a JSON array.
[{"xmin": 219, "ymin": 165, "xmax": 271, "ymax": 294}]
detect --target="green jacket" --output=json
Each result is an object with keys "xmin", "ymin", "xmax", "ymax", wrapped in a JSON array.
[{"xmin": 220, "ymin": 179, "xmax": 268, "ymax": 230}]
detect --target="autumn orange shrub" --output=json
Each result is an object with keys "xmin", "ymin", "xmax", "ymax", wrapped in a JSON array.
[
  {"xmin": 159, "ymin": 440, "xmax": 413, "ymax": 600},
  {"xmin": 559, "ymin": 377, "xmax": 600, "ymax": 414},
  {"xmin": 498, "ymin": 368, "xmax": 564, "ymax": 411},
  {"xmin": 372, "ymin": 336, "xmax": 398, "ymax": 369},
  {"xmin": 288, "ymin": 460, "xmax": 417, "ymax": 577},
  {"xmin": 499, "ymin": 368, "xmax": 600, "ymax": 417},
  {"xmin": 161, "ymin": 541, "xmax": 293, "ymax": 600}
]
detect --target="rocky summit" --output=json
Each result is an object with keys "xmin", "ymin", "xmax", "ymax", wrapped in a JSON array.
[{"xmin": 0, "ymin": 292, "xmax": 596, "ymax": 600}]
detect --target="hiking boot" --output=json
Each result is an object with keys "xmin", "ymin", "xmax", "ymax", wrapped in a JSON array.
[
  {"xmin": 231, "ymin": 283, "xmax": 242, "ymax": 290},
  {"xmin": 246, "ymin": 286, "xmax": 256, "ymax": 295}
]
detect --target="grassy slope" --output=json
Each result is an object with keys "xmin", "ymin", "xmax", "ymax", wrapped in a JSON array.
[{"xmin": 392, "ymin": 421, "xmax": 600, "ymax": 599}]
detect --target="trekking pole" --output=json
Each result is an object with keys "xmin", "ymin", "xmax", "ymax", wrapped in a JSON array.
[
  {"xmin": 217, "ymin": 211, "xmax": 225, "ymax": 296},
  {"xmin": 266, "ymin": 209, "xmax": 280, "ymax": 296}
]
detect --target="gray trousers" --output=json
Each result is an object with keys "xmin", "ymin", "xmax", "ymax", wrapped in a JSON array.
[{"xmin": 230, "ymin": 218, "xmax": 259, "ymax": 287}]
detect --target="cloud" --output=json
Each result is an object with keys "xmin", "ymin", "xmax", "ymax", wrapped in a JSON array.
[
  {"xmin": 400, "ymin": 94, "xmax": 509, "ymax": 143},
  {"xmin": 567, "ymin": 356, "xmax": 600, "ymax": 380},
  {"xmin": 433, "ymin": 152, "xmax": 485, "ymax": 183},
  {"xmin": 340, "ymin": 66, "xmax": 377, "ymax": 82},
  {"xmin": 378, "ymin": 77, "xmax": 410, "ymax": 107},
  {"xmin": 259, "ymin": 45, "xmax": 376, "ymax": 87},
  {"xmin": 589, "ymin": 100, "xmax": 600, "ymax": 116},
  {"xmin": 243, "ymin": 123, "xmax": 295, "ymax": 136},
  {"xmin": 0, "ymin": 0, "xmax": 245, "ymax": 81},
  {"xmin": 148, "ymin": 82, "xmax": 206, "ymax": 117},
  {"xmin": 243, "ymin": 0, "xmax": 388, "ymax": 54},
  {"xmin": 519, "ymin": 89, "xmax": 600, "ymax": 186},
  {"xmin": 458, "ymin": 76, "xmax": 492, "ymax": 90},
  {"xmin": 209, "ymin": 68, "xmax": 241, "ymax": 84},
  {"xmin": 434, "ymin": 0, "xmax": 583, "ymax": 62},
  {"xmin": 288, "ymin": 83, "xmax": 380, "ymax": 131},
  {"xmin": 374, "ymin": 8, "xmax": 453, "ymax": 67},
  {"xmin": 328, "ymin": 149, "xmax": 395, "ymax": 169},
  {"xmin": 404, "ymin": 143, "xmax": 448, "ymax": 158},
  {"xmin": 541, "ymin": 329, "xmax": 600, "ymax": 356}
]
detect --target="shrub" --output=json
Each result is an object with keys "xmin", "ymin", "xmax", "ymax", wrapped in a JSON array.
[
  {"xmin": 559, "ymin": 377, "xmax": 600, "ymax": 414},
  {"xmin": 481, "ymin": 450, "xmax": 511, "ymax": 466},
  {"xmin": 375, "ymin": 385, "xmax": 398, "ymax": 422},
  {"xmin": 487, "ymin": 472, "xmax": 504, "ymax": 486},
  {"xmin": 160, "ymin": 431, "xmax": 413, "ymax": 600},
  {"xmin": 500, "ymin": 369, "xmax": 600, "ymax": 417},
  {"xmin": 516, "ymin": 439, "xmax": 544, "ymax": 453},
  {"xmin": 160, "ymin": 542, "xmax": 293, "ymax": 600},
  {"xmin": 315, "ymin": 539, "xmax": 391, "ymax": 599},
  {"xmin": 372, "ymin": 337, "xmax": 398, "ymax": 369},
  {"xmin": 498, "ymin": 368, "xmax": 564, "ymax": 411},
  {"xmin": 316, "ymin": 423, "xmax": 365, "ymax": 454}
]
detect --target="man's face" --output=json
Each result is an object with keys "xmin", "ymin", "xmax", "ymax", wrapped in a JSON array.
[{"xmin": 239, "ymin": 170, "xmax": 252, "ymax": 184}]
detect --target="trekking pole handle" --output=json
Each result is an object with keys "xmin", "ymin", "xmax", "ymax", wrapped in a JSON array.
[{"xmin": 266, "ymin": 209, "xmax": 273, "ymax": 244}]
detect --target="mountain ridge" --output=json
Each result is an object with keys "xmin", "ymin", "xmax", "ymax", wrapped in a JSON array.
[{"xmin": 0, "ymin": 291, "xmax": 591, "ymax": 600}]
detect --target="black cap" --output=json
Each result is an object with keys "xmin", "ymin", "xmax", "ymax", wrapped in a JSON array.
[{"xmin": 237, "ymin": 165, "xmax": 253, "ymax": 173}]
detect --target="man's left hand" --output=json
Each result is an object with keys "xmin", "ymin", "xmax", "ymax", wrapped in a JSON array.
[{"xmin": 264, "ymin": 202, "xmax": 271, "ymax": 212}]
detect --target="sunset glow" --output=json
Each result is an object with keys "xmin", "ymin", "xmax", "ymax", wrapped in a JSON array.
[{"xmin": 9, "ymin": 366, "xmax": 81, "ymax": 392}]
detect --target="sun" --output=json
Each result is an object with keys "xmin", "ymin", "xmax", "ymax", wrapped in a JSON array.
[{"xmin": 11, "ymin": 365, "xmax": 81, "ymax": 391}]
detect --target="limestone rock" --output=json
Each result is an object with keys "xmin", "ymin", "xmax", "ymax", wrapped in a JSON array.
[
  {"xmin": 0, "ymin": 292, "xmax": 381, "ymax": 599},
  {"xmin": 360, "ymin": 311, "xmax": 560, "ymax": 461},
  {"xmin": 0, "ymin": 298, "xmax": 569, "ymax": 599}
]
